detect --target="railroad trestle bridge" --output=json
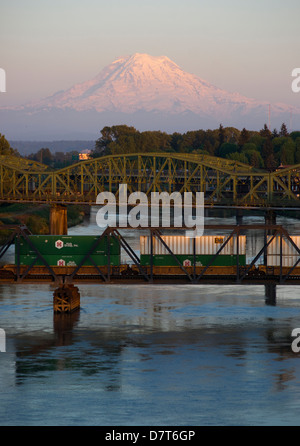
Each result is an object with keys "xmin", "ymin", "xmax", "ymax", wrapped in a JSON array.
[{"xmin": 0, "ymin": 223, "xmax": 300, "ymax": 310}]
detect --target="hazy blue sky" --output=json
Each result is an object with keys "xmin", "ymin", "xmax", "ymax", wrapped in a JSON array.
[{"xmin": 1, "ymin": 0, "xmax": 300, "ymax": 108}]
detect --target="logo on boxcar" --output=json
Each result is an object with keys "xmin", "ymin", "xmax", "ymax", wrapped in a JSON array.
[
  {"xmin": 55, "ymin": 240, "xmax": 64, "ymax": 249},
  {"xmin": 214, "ymin": 237, "xmax": 224, "ymax": 244}
]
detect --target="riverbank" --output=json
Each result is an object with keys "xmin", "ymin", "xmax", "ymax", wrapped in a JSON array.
[{"xmin": 0, "ymin": 203, "xmax": 87, "ymax": 243}]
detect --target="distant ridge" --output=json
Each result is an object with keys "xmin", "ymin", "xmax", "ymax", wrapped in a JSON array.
[{"xmin": 10, "ymin": 140, "xmax": 95, "ymax": 156}]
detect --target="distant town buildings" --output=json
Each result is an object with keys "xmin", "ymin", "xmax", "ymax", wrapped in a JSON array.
[{"xmin": 79, "ymin": 150, "xmax": 91, "ymax": 160}]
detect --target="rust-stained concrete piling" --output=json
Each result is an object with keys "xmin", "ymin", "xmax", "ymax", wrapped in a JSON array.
[{"xmin": 53, "ymin": 284, "xmax": 80, "ymax": 313}]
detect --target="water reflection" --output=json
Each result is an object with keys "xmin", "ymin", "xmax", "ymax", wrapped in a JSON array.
[
  {"xmin": 14, "ymin": 309, "xmax": 124, "ymax": 391},
  {"xmin": 7, "ymin": 286, "xmax": 298, "ymax": 396},
  {"xmin": 53, "ymin": 311, "xmax": 80, "ymax": 346},
  {"xmin": 1, "ymin": 210, "xmax": 300, "ymax": 425}
]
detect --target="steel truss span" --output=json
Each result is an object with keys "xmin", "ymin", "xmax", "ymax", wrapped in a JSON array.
[
  {"xmin": 2, "ymin": 224, "xmax": 300, "ymax": 286},
  {"xmin": 1, "ymin": 153, "xmax": 300, "ymax": 207}
]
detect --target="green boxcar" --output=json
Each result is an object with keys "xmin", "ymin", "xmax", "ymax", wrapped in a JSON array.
[
  {"xmin": 16, "ymin": 235, "xmax": 120, "ymax": 256},
  {"xmin": 18, "ymin": 254, "xmax": 120, "ymax": 267},
  {"xmin": 140, "ymin": 254, "xmax": 246, "ymax": 267}
]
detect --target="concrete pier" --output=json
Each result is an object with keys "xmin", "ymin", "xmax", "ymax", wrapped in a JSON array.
[
  {"xmin": 53, "ymin": 284, "xmax": 80, "ymax": 313},
  {"xmin": 236, "ymin": 209, "xmax": 243, "ymax": 225},
  {"xmin": 265, "ymin": 210, "xmax": 276, "ymax": 228}
]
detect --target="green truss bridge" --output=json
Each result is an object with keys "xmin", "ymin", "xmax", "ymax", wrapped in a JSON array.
[{"xmin": 1, "ymin": 152, "xmax": 300, "ymax": 208}]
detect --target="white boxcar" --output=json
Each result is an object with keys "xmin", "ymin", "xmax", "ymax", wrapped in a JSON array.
[
  {"xmin": 267, "ymin": 235, "xmax": 300, "ymax": 266},
  {"xmin": 140, "ymin": 235, "xmax": 246, "ymax": 255}
]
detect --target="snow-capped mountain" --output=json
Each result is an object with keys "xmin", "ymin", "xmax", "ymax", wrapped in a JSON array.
[
  {"xmin": 1, "ymin": 53, "xmax": 299, "ymax": 139},
  {"xmin": 23, "ymin": 53, "xmax": 290, "ymax": 118}
]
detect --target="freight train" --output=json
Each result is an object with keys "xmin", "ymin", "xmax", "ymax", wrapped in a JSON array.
[{"xmin": 9, "ymin": 233, "xmax": 300, "ymax": 278}]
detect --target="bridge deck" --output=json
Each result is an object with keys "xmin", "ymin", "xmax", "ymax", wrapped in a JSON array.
[{"xmin": 1, "ymin": 264, "xmax": 300, "ymax": 285}]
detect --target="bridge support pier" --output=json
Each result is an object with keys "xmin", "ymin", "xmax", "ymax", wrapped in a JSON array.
[
  {"xmin": 236, "ymin": 209, "xmax": 243, "ymax": 225},
  {"xmin": 265, "ymin": 210, "xmax": 276, "ymax": 227},
  {"xmin": 50, "ymin": 204, "xmax": 68, "ymax": 235},
  {"xmin": 53, "ymin": 284, "xmax": 80, "ymax": 313},
  {"xmin": 265, "ymin": 284, "xmax": 276, "ymax": 306}
]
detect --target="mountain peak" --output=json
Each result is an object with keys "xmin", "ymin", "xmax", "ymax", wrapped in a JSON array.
[
  {"xmin": 2, "ymin": 52, "xmax": 299, "ymax": 139},
  {"xmin": 28, "ymin": 52, "xmax": 222, "ymax": 114},
  {"xmin": 113, "ymin": 53, "xmax": 175, "ymax": 65},
  {"xmin": 14, "ymin": 53, "xmax": 298, "ymax": 122},
  {"xmin": 106, "ymin": 53, "xmax": 184, "ymax": 86}
]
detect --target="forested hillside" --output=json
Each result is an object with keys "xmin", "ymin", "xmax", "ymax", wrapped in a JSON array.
[{"xmin": 92, "ymin": 123, "xmax": 300, "ymax": 171}]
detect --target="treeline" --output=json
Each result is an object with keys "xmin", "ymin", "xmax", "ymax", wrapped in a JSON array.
[
  {"xmin": 2, "ymin": 123, "xmax": 300, "ymax": 173},
  {"xmin": 0, "ymin": 133, "xmax": 19, "ymax": 156},
  {"xmin": 92, "ymin": 124, "xmax": 300, "ymax": 171},
  {"xmin": 27, "ymin": 148, "xmax": 82, "ymax": 168},
  {"xmin": 0, "ymin": 134, "xmax": 81, "ymax": 168}
]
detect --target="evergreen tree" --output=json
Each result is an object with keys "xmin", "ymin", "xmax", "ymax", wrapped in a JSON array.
[
  {"xmin": 238, "ymin": 128, "xmax": 250, "ymax": 149},
  {"xmin": 218, "ymin": 124, "xmax": 225, "ymax": 150},
  {"xmin": 0, "ymin": 133, "xmax": 16, "ymax": 156},
  {"xmin": 37, "ymin": 148, "xmax": 53, "ymax": 165},
  {"xmin": 279, "ymin": 123, "xmax": 289, "ymax": 137},
  {"xmin": 260, "ymin": 124, "xmax": 272, "ymax": 139},
  {"xmin": 262, "ymin": 137, "xmax": 276, "ymax": 171}
]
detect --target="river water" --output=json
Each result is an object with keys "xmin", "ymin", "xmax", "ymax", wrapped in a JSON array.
[{"xmin": 1, "ymin": 209, "xmax": 300, "ymax": 426}]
